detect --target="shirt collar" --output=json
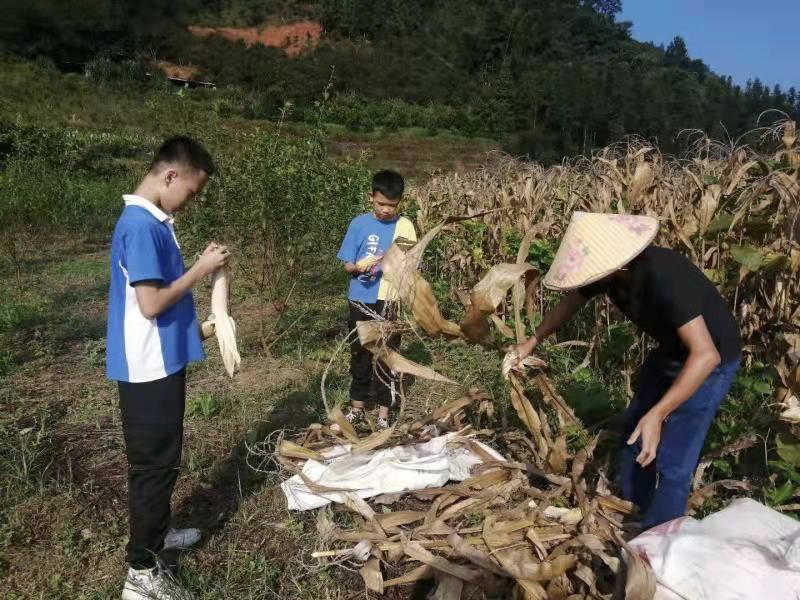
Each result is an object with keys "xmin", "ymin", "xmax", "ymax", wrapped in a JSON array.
[{"xmin": 123, "ymin": 194, "xmax": 173, "ymax": 224}]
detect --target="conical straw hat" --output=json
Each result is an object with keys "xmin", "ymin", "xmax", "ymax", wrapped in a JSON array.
[{"xmin": 543, "ymin": 212, "xmax": 659, "ymax": 291}]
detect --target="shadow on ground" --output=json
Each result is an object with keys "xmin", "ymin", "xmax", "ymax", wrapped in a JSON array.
[{"xmin": 165, "ymin": 389, "xmax": 321, "ymax": 565}]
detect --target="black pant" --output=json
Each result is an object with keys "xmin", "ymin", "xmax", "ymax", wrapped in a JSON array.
[
  {"xmin": 118, "ymin": 369, "xmax": 186, "ymax": 569},
  {"xmin": 348, "ymin": 300, "xmax": 400, "ymax": 408}
]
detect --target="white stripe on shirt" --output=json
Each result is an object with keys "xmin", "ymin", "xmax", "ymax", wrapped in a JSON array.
[{"xmin": 120, "ymin": 261, "xmax": 167, "ymax": 382}]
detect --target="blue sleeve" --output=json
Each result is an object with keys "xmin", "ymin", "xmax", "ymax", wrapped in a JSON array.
[
  {"xmin": 125, "ymin": 224, "xmax": 166, "ymax": 285},
  {"xmin": 337, "ymin": 220, "xmax": 361, "ymax": 263}
]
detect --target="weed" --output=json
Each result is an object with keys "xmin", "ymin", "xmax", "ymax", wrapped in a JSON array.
[
  {"xmin": 83, "ymin": 338, "xmax": 106, "ymax": 369},
  {"xmin": 463, "ymin": 511, "xmax": 484, "ymax": 528},
  {"xmin": 187, "ymin": 392, "xmax": 224, "ymax": 419},
  {"xmin": 0, "ymin": 348, "xmax": 17, "ymax": 377},
  {"xmin": 1, "ymin": 416, "xmax": 54, "ymax": 486},
  {"xmin": 0, "ymin": 294, "xmax": 47, "ymax": 334},
  {"xmin": 285, "ymin": 517, "xmax": 304, "ymax": 538}
]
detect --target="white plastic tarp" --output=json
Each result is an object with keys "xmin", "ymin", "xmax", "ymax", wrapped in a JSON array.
[
  {"xmin": 281, "ymin": 433, "xmax": 506, "ymax": 511},
  {"xmin": 629, "ymin": 498, "xmax": 800, "ymax": 600}
]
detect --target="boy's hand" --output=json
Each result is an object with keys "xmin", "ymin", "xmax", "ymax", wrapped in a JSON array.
[
  {"xmin": 345, "ymin": 260, "xmax": 373, "ymax": 276},
  {"xmin": 197, "ymin": 242, "xmax": 230, "ymax": 276},
  {"xmin": 355, "ymin": 255, "xmax": 382, "ymax": 272}
]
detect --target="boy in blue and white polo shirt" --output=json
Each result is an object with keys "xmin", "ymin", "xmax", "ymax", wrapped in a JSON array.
[
  {"xmin": 337, "ymin": 170, "xmax": 417, "ymax": 430},
  {"xmin": 106, "ymin": 137, "xmax": 229, "ymax": 600}
]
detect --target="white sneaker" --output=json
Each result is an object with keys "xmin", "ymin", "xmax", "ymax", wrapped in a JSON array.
[
  {"xmin": 344, "ymin": 407, "xmax": 365, "ymax": 425},
  {"xmin": 121, "ymin": 567, "xmax": 179, "ymax": 600},
  {"xmin": 163, "ymin": 528, "xmax": 201, "ymax": 550},
  {"xmin": 376, "ymin": 416, "xmax": 391, "ymax": 430}
]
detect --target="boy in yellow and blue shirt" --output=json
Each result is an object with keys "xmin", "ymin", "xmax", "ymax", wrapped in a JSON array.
[{"xmin": 337, "ymin": 170, "xmax": 416, "ymax": 428}]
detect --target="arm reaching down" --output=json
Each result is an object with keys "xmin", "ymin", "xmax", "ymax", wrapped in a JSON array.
[
  {"xmin": 511, "ymin": 291, "xmax": 588, "ymax": 359},
  {"xmin": 628, "ymin": 315, "xmax": 721, "ymax": 466}
]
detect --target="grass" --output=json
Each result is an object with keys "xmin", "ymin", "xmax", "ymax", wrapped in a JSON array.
[
  {"xmin": 0, "ymin": 56, "xmax": 499, "ymax": 182},
  {"xmin": 0, "ymin": 236, "xmax": 349, "ymax": 597}
]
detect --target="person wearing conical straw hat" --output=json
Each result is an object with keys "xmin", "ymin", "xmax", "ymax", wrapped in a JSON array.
[{"xmin": 509, "ymin": 212, "xmax": 741, "ymax": 530}]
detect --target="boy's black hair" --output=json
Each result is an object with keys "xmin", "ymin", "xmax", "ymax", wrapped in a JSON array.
[
  {"xmin": 149, "ymin": 136, "xmax": 216, "ymax": 176},
  {"xmin": 371, "ymin": 169, "xmax": 404, "ymax": 201}
]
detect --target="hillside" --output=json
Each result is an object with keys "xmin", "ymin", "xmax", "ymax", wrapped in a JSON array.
[{"xmin": 2, "ymin": 1, "xmax": 798, "ymax": 161}]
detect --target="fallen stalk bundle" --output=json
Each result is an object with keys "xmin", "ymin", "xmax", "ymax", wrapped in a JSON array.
[{"xmin": 271, "ymin": 387, "xmax": 650, "ymax": 599}]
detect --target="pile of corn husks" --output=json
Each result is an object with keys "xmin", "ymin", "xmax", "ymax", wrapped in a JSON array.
[{"xmin": 274, "ymin": 382, "xmax": 657, "ymax": 599}]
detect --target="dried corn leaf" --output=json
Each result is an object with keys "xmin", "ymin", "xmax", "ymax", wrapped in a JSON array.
[
  {"xmin": 431, "ymin": 573, "xmax": 464, "ymax": 600},
  {"xmin": 548, "ymin": 435, "xmax": 568, "ymax": 475},
  {"xmin": 509, "ymin": 375, "xmax": 548, "ymax": 458},
  {"xmin": 403, "ymin": 539, "xmax": 492, "ymax": 587},
  {"xmin": 380, "ymin": 349, "xmax": 456, "ymax": 383},
  {"xmin": 384, "ymin": 564, "xmax": 433, "ymax": 587},
  {"xmin": 471, "ymin": 263, "xmax": 536, "ymax": 313},
  {"xmin": 491, "ymin": 314, "xmax": 516, "ymax": 338},
  {"xmin": 502, "ymin": 351, "xmax": 548, "ymax": 379},
  {"xmin": 526, "ymin": 528, "xmax": 548, "ymax": 560},
  {"xmin": 466, "ymin": 439, "xmax": 502, "ymax": 467},
  {"xmin": 278, "ymin": 440, "xmax": 324, "ymax": 461},
  {"xmin": 356, "ymin": 320, "xmax": 456, "ymax": 383},
  {"xmin": 375, "ymin": 510, "xmax": 426, "ymax": 529},
  {"xmin": 498, "ymin": 549, "xmax": 578, "ymax": 582},
  {"xmin": 516, "ymin": 580, "xmax": 549, "ymax": 600},
  {"xmin": 373, "ymin": 492, "xmax": 402, "ymax": 505},
  {"xmin": 315, "ymin": 506, "xmax": 336, "ymax": 540},
  {"xmin": 359, "ymin": 557, "xmax": 384, "ymax": 594},
  {"xmin": 336, "ymin": 531, "xmax": 395, "ymax": 543},
  {"xmin": 341, "ymin": 493, "xmax": 387, "ymax": 538},
  {"xmin": 447, "ymin": 531, "xmax": 508, "ymax": 577},
  {"xmin": 629, "ymin": 162, "xmax": 654, "ymax": 206},
  {"xmin": 352, "ymin": 426, "xmax": 396, "ymax": 454},
  {"xmin": 596, "ymin": 495, "xmax": 635, "ymax": 515},
  {"xmin": 438, "ymin": 497, "xmax": 489, "ymax": 522},
  {"xmin": 432, "ymin": 394, "xmax": 476, "ymax": 420},
  {"xmin": 483, "ymin": 520, "xmax": 527, "ymax": 548},
  {"xmin": 724, "ymin": 161, "xmax": 758, "ymax": 195},
  {"xmin": 616, "ymin": 534, "xmax": 656, "ymax": 600},
  {"xmin": 688, "ymin": 479, "xmax": 753, "ymax": 511},
  {"xmin": 461, "ymin": 468, "xmax": 510, "ymax": 490},
  {"xmin": 573, "ymin": 564, "xmax": 599, "ymax": 596},
  {"xmin": 545, "ymin": 575, "xmax": 572, "ymax": 600},
  {"xmin": 328, "ymin": 407, "xmax": 360, "ymax": 443},
  {"xmin": 783, "ymin": 120, "xmax": 797, "ymax": 149},
  {"xmin": 494, "ymin": 517, "xmax": 539, "ymax": 535},
  {"xmin": 355, "ymin": 320, "xmax": 406, "ymax": 347},
  {"xmin": 534, "ymin": 374, "xmax": 586, "ymax": 435},
  {"xmin": 382, "ymin": 239, "xmax": 463, "ymax": 338}
]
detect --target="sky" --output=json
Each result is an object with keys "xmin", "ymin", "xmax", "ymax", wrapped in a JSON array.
[{"xmin": 620, "ymin": 0, "xmax": 798, "ymax": 92}]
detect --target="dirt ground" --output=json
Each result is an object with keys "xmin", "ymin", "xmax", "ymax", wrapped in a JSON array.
[{"xmin": 189, "ymin": 21, "xmax": 323, "ymax": 57}]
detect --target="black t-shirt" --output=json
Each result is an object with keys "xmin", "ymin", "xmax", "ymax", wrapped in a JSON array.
[{"xmin": 578, "ymin": 246, "xmax": 741, "ymax": 362}]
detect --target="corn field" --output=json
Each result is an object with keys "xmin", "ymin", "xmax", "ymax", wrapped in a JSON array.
[{"xmin": 412, "ymin": 119, "xmax": 800, "ymax": 427}]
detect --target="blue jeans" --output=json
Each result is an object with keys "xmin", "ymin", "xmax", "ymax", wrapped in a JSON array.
[{"xmin": 617, "ymin": 351, "xmax": 740, "ymax": 530}]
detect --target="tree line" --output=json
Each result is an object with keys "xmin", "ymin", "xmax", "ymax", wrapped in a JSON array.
[{"xmin": 2, "ymin": 0, "xmax": 797, "ymax": 161}]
